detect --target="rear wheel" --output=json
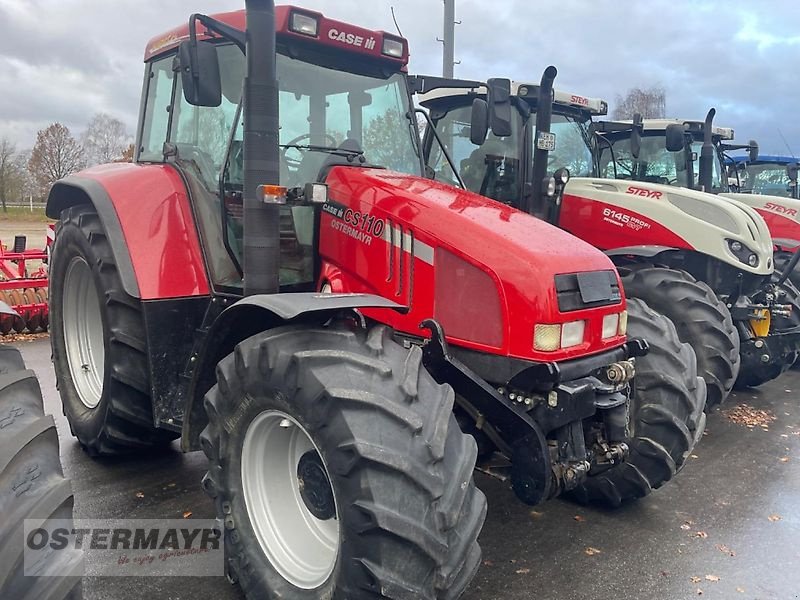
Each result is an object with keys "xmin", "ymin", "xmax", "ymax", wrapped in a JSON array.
[
  {"xmin": 50, "ymin": 204, "xmax": 178, "ymax": 456},
  {"xmin": 574, "ymin": 299, "xmax": 706, "ymax": 507},
  {"xmin": 200, "ymin": 324, "xmax": 486, "ymax": 600},
  {"xmin": 621, "ymin": 266, "xmax": 739, "ymax": 410},
  {"xmin": 0, "ymin": 346, "xmax": 83, "ymax": 599}
]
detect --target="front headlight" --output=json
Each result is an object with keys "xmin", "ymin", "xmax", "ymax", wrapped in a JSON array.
[
  {"xmin": 602, "ymin": 313, "xmax": 619, "ymax": 339},
  {"xmin": 618, "ymin": 310, "xmax": 628, "ymax": 336},
  {"xmin": 726, "ymin": 238, "xmax": 759, "ymax": 268},
  {"xmin": 534, "ymin": 320, "xmax": 585, "ymax": 351}
]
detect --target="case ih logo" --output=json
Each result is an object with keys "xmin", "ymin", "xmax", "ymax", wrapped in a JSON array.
[
  {"xmin": 626, "ymin": 186, "xmax": 663, "ymax": 199},
  {"xmin": 764, "ymin": 201, "xmax": 798, "ymax": 218},
  {"xmin": 328, "ymin": 28, "xmax": 377, "ymax": 50}
]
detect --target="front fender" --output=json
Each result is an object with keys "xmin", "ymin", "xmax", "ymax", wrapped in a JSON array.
[{"xmin": 181, "ymin": 292, "xmax": 405, "ymax": 451}]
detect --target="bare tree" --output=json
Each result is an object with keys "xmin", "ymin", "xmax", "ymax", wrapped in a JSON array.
[
  {"xmin": 0, "ymin": 138, "xmax": 19, "ymax": 212},
  {"xmin": 28, "ymin": 123, "xmax": 85, "ymax": 195},
  {"xmin": 612, "ymin": 86, "xmax": 667, "ymax": 120},
  {"xmin": 119, "ymin": 143, "xmax": 135, "ymax": 163},
  {"xmin": 83, "ymin": 113, "xmax": 130, "ymax": 165}
]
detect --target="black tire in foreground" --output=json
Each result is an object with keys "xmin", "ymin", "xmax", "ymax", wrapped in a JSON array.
[
  {"xmin": 200, "ymin": 324, "xmax": 486, "ymax": 600},
  {"xmin": 0, "ymin": 346, "xmax": 83, "ymax": 599},
  {"xmin": 49, "ymin": 204, "xmax": 178, "ymax": 456},
  {"xmin": 621, "ymin": 266, "xmax": 739, "ymax": 411},
  {"xmin": 573, "ymin": 298, "xmax": 707, "ymax": 507}
]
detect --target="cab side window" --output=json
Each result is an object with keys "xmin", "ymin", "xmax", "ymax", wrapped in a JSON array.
[{"xmin": 139, "ymin": 56, "xmax": 175, "ymax": 162}]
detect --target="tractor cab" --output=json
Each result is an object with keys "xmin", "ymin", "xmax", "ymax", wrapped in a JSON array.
[
  {"xmin": 726, "ymin": 155, "xmax": 800, "ymax": 199},
  {"xmin": 140, "ymin": 7, "xmax": 420, "ymax": 294}
]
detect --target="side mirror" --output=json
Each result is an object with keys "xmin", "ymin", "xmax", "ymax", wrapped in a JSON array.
[
  {"xmin": 470, "ymin": 98, "xmax": 489, "ymax": 146},
  {"xmin": 177, "ymin": 40, "xmax": 222, "ymax": 107},
  {"xmin": 748, "ymin": 139, "xmax": 759, "ymax": 162},
  {"xmin": 486, "ymin": 78, "xmax": 512, "ymax": 138},
  {"xmin": 665, "ymin": 123, "xmax": 686, "ymax": 152},
  {"xmin": 629, "ymin": 113, "xmax": 643, "ymax": 159}
]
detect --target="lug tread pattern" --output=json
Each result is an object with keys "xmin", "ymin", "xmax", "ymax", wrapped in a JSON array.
[
  {"xmin": 0, "ymin": 347, "xmax": 82, "ymax": 600},
  {"xmin": 574, "ymin": 298, "xmax": 706, "ymax": 507},
  {"xmin": 622, "ymin": 267, "xmax": 739, "ymax": 409},
  {"xmin": 200, "ymin": 324, "xmax": 486, "ymax": 600}
]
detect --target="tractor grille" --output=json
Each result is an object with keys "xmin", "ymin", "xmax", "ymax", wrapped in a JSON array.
[{"xmin": 555, "ymin": 270, "xmax": 621, "ymax": 312}]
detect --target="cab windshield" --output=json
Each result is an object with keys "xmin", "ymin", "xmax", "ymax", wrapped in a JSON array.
[
  {"xmin": 689, "ymin": 140, "xmax": 726, "ymax": 192},
  {"xmin": 738, "ymin": 162, "xmax": 794, "ymax": 197},
  {"xmin": 535, "ymin": 113, "xmax": 594, "ymax": 177},
  {"xmin": 598, "ymin": 132, "xmax": 691, "ymax": 187},
  {"xmin": 426, "ymin": 101, "xmax": 525, "ymax": 203}
]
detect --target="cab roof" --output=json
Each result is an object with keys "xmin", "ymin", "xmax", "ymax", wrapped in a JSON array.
[{"xmin": 144, "ymin": 5, "xmax": 408, "ymax": 65}]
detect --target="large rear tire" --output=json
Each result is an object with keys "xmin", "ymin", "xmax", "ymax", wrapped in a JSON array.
[
  {"xmin": 621, "ymin": 266, "xmax": 739, "ymax": 410},
  {"xmin": 50, "ymin": 205, "xmax": 178, "ymax": 456},
  {"xmin": 200, "ymin": 324, "xmax": 486, "ymax": 599},
  {"xmin": 0, "ymin": 346, "xmax": 83, "ymax": 599},
  {"xmin": 573, "ymin": 299, "xmax": 706, "ymax": 507}
]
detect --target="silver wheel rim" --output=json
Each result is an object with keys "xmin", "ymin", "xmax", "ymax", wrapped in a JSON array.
[
  {"xmin": 241, "ymin": 410, "xmax": 339, "ymax": 589},
  {"xmin": 63, "ymin": 256, "xmax": 105, "ymax": 409}
]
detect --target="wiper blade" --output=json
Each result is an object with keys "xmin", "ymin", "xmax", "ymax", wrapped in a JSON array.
[{"xmin": 280, "ymin": 144, "xmax": 364, "ymax": 159}]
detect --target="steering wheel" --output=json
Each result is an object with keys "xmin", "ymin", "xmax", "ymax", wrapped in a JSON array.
[{"xmin": 281, "ymin": 133, "xmax": 338, "ymax": 170}]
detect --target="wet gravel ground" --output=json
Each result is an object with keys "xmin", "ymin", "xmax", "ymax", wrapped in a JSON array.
[{"xmin": 16, "ymin": 337, "xmax": 800, "ymax": 600}]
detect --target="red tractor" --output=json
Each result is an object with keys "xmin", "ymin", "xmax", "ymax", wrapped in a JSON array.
[
  {"xmin": 419, "ymin": 69, "xmax": 798, "ymax": 400},
  {"xmin": 47, "ymin": 3, "xmax": 703, "ymax": 598}
]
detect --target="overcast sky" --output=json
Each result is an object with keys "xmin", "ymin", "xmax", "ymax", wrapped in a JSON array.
[{"xmin": 1, "ymin": 0, "xmax": 799, "ymax": 155}]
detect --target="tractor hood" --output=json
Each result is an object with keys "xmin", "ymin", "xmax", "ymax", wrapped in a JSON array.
[
  {"xmin": 319, "ymin": 167, "xmax": 628, "ymax": 363},
  {"xmin": 721, "ymin": 192, "xmax": 800, "ymax": 250},
  {"xmin": 562, "ymin": 177, "xmax": 774, "ymax": 276}
]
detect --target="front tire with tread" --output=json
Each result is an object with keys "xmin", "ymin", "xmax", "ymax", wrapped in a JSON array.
[
  {"xmin": 621, "ymin": 266, "xmax": 739, "ymax": 410},
  {"xmin": 200, "ymin": 324, "xmax": 486, "ymax": 600},
  {"xmin": 573, "ymin": 299, "xmax": 706, "ymax": 506}
]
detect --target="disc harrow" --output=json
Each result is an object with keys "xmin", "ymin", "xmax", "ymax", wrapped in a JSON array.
[{"xmin": 0, "ymin": 230, "xmax": 51, "ymax": 335}]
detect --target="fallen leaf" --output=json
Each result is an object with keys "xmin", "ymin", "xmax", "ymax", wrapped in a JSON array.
[
  {"xmin": 692, "ymin": 531, "xmax": 708, "ymax": 539},
  {"xmin": 482, "ymin": 560, "xmax": 494, "ymax": 567},
  {"xmin": 182, "ymin": 511, "xmax": 192, "ymax": 519},
  {"xmin": 780, "ymin": 457, "xmax": 790, "ymax": 463},
  {"xmin": 680, "ymin": 522, "xmax": 692, "ymax": 530},
  {"xmin": 716, "ymin": 544, "xmax": 736, "ymax": 557},
  {"xmin": 705, "ymin": 575, "xmax": 720, "ymax": 582},
  {"xmin": 584, "ymin": 547, "xmax": 602, "ymax": 556},
  {"xmin": 724, "ymin": 404, "xmax": 777, "ymax": 428},
  {"xmin": 529, "ymin": 510, "xmax": 544, "ymax": 519},
  {"xmin": 573, "ymin": 515, "xmax": 586, "ymax": 523},
  {"xmin": 696, "ymin": 588, "xmax": 703, "ymax": 595},
  {"xmin": 690, "ymin": 576, "xmax": 702, "ymax": 583},
  {"xmin": 736, "ymin": 587, "xmax": 745, "ymax": 593},
  {"xmin": 690, "ymin": 454, "xmax": 699, "ymax": 459},
  {"xmin": 515, "ymin": 568, "xmax": 530, "ymax": 574},
  {"xmin": 768, "ymin": 514, "xmax": 782, "ymax": 522},
  {"xmin": 135, "ymin": 491, "xmax": 145, "ymax": 499},
  {"xmin": 660, "ymin": 571, "xmax": 669, "ymax": 577}
]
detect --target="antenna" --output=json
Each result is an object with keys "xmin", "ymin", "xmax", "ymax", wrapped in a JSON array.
[
  {"xmin": 390, "ymin": 6, "xmax": 403, "ymax": 38},
  {"xmin": 778, "ymin": 127, "xmax": 796, "ymax": 159}
]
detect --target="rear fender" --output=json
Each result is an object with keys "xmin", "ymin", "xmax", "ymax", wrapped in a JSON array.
[
  {"xmin": 46, "ymin": 177, "xmax": 141, "ymax": 298},
  {"xmin": 181, "ymin": 292, "xmax": 405, "ymax": 451}
]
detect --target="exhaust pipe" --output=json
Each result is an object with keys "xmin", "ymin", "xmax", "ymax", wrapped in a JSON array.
[
  {"xmin": 243, "ymin": 0, "xmax": 281, "ymax": 296},
  {"xmin": 530, "ymin": 65, "xmax": 558, "ymax": 216},
  {"xmin": 697, "ymin": 108, "xmax": 716, "ymax": 192}
]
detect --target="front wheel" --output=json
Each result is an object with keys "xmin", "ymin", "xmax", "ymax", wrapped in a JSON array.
[
  {"xmin": 621, "ymin": 266, "xmax": 739, "ymax": 410},
  {"xmin": 573, "ymin": 299, "xmax": 707, "ymax": 507},
  {"xmin": 200, "ymin": 324, "xmax": 486, "ymax": 599}
]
